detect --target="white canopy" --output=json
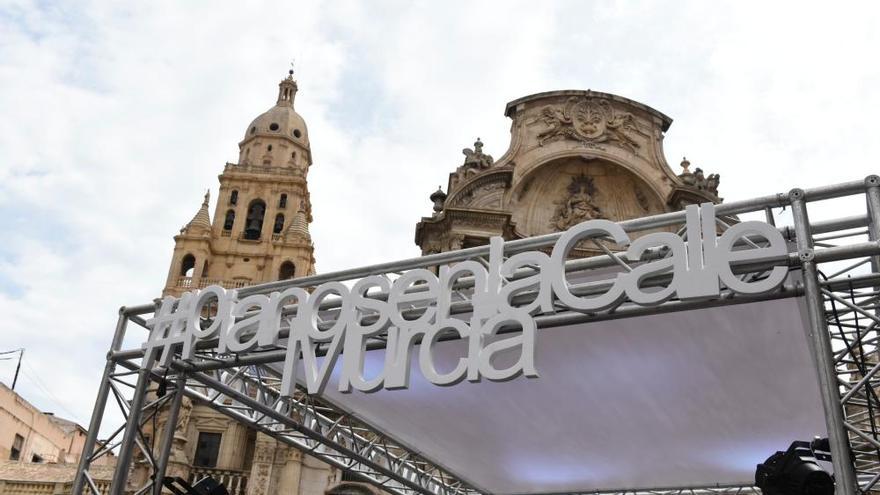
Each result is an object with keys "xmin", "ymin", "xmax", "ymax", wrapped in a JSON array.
[{"xmin": 314, "ymin": 298, "xmax": 826, "ymax": 494}]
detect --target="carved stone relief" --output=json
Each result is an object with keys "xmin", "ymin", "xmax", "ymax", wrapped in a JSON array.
[
  {"xmin": 534, "ymin": 97, "xmax": 641, "ymax": 152},
  {"xmin": 550, "ymin": 175, "xmax": 604, "ymax": 231},
  {"xmin": 175, "ymin": 397, "xmax": 193, "ymax": 437},
  {"xmin": 248, "ymin": 436, "xmax": 277, "ymax": 495},
  {"xmin": 449, "ymin": 179, "xmax": 507, "ymax": 209},
  {"xmin": 633, "ymin": 182, "xmax": 651, "ymax": 213},
  {"xmin": 513, "ymin": 158, "xmax": 665, "ymax": 238}
]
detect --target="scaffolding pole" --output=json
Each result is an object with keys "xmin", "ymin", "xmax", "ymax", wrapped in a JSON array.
[
  {"xmin": 790, "ymin": 188, "xmax": 858, "ymax": 495},
  {"xmin": 152, "ymin": 374, "xmax": 186, "ymax": 495},
  {"xmin": 72, "ymin": 309, "xmax": 129, "ymax": 495}
]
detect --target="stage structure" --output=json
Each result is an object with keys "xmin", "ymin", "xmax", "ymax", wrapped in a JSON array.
[{"xmin": 74, "ymin": 177, "xmax": 880, "ymax": 495}]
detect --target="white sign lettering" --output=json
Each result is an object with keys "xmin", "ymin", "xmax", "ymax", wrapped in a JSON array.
[{"xmin": 142, "ymin": 203, "xmax": 788, "ymax": 395}]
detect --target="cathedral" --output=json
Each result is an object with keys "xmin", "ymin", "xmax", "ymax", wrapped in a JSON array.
[
  {"xmin": 415, "ymin": 90, "xmax": 721, "ymax": 255},
  {"xmin": 142, "ymin": 73, "xmax": 724, "ymax": 495}
]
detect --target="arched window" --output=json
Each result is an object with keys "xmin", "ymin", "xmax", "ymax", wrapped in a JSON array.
[
  {"xmin": 223, "ymin": 210, "xmax": 235, "ymax": 230},
  {"xmin": 273, "ymin": 213, "xmax": 285, "ymax": 234},
  {"xmin": 279, "ymin": 193, "xmax": 287, "ymax": 208},
  {"xmin": 230, "ymin": 190, "xmax": 238, "ymax": 205},
  {"xmin": 180, "ymin": 254, "xmax": 196, "ymax": 277},
  {"xmin": 243, "ymin": 199, "xmax": 266, "ymax": 240},
  {"xmin": 279, "ymin": 261, "xmax": 295, "ymax": 280}
]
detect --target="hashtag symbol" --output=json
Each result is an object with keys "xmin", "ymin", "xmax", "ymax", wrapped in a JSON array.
[{"xmin": 142, "ymin": 293, "xmax": 193, "ymax": 369}]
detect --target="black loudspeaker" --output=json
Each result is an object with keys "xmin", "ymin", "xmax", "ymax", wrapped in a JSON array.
[
  {"xmin": 192, "ymin": 477, "xmax": 229, "ymax": 495},
  {"xmin": 755, "ymin": 440, "xmax": 834, "ymax": 495},
  {"xmin": 162, "ymin": 476, "xmax": 229, "ymax": 495}
]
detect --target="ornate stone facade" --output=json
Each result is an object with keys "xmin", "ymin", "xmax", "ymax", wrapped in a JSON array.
[{"xmin": 415, "ymin": 90, "xmax": 723, "ymax": 254}]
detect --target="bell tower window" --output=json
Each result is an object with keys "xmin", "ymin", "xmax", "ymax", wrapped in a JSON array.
[
  {"xmin": 230, "ymin": 190, "xmax": 238, "ymax": 205},
  {"xmin": 273, "ymin": 214, "xmax": 285, "ymax": 234},
  {"xmin": 223, "ymin": 210, "xmax": 235, "ymax": 230},
  {"xmin": 180, "ymin": 254, "xmax": 196, "ymax": 277},
  {"xmin": 279, "ymin": 194, "xmax": 287, "ymax": 208},
  {"xmin": 279, "ymin": 261, "xmax": 295, "ymax": 280},
  {"xmin": 243, "ymin": 200, "xmax": 266, "ymax": 240}
]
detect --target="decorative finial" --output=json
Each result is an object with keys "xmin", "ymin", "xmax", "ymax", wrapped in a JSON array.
[
  {"xmin": 289, "ymin": 59, "xmax": 296, "ymax": 76},
  {"xmin": 680, "ymin": 156, "xmax": 691, "ymax": 172},
  {"xmin": 203, "ymin": 189, "xmax": 210, "ymax": 205},
  {"xmin": 430, "ymin": 186, "xmax": 447, "ymax": 214},
  {"xmin": 474, "ymin": 137, "xmax": 483, "ymax": 152}
]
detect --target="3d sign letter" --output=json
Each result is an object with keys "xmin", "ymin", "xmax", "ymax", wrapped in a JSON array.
[{"xmin": 142, "ymin": 202, "xmax": 789, "ymax": 395}]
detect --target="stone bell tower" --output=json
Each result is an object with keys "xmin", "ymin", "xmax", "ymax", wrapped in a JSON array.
[{"xmin": 163, "ymin": 70, "xmax": 317, "ymax": 297}]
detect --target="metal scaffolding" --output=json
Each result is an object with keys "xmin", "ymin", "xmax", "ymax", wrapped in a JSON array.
[{"xmin": 73, "ymin": 177, "xmax": 880, "ymax": 495}]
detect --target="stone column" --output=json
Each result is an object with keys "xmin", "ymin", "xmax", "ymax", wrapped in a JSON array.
[
  {"xmin": 246, "ymin": 433, "xmax": 277, "ymax": 495},
  {"xmin": 274, "ymin": 447, "xmax": 303, "ymax": 494}
]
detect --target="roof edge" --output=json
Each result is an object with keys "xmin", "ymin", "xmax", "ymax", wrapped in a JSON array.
[{"xmin": 504, "ymin": 90, "xmax": 673, "ymax": 132}]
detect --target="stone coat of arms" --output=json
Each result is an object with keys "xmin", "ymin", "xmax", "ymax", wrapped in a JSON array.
[{"xmin": 536, "ymin": 96, "xmax": 641, "ymax": 151}]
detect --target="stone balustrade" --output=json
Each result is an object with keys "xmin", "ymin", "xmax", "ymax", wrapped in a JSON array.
[
  {"xmin": 188, "ymin": 467, "xmax": 248, "ymax": 495},
  {"xmin": 0, "ymin": 478, "xmax": 110, "ymax": 495},
  {"xmin": 176, "ymin": 277, "xmax": 251, "ymax": 290},
  {"xmin": 223, "ymin": 162, "xmax": 301, "ymax": 177}
]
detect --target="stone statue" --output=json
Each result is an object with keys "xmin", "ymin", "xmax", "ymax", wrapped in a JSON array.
[
  {"xmin": 706, "ymin": 173, "xmax": 720, "ymax": 195},
  {"xmin": 174, "ymin": 396, "xmax": 193, "ymax": 437},
  {"xmin": 693, "ymin": 168, "xmax": 707, "ymax": 189},
  {"xmin": 449, "ymin": 138, "xmax": 495, "ymax": 190},
  {"xmin": 461, "ymin": 138, "xmax": 494, "ymax": 170},
  {"xmin": 551, "ymin": 175, "xmax": 603, "ymax": 231},
  {"xmin": 677, "ymin": 158, "xmax": 721, "ymax": 197}
]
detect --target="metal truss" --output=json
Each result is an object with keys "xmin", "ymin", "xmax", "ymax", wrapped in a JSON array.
[{"xmin": 73, "ymin": 177, "xmax": 880, "ymax": 495}]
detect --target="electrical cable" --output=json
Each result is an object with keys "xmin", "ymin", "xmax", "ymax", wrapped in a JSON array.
[{"xmin": 19, "ymin": 360, "xmax": 82, "ymax": 423}]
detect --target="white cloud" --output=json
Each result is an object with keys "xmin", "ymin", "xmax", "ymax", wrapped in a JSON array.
[{"xmin": 0, "ymin": 0, "xmax": 878, "ymax": 436}]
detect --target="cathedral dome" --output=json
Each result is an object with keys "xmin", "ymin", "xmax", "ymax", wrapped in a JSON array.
[{"xmin": 241, "ymin": 71, "xmax": 309, "ymax": 147}]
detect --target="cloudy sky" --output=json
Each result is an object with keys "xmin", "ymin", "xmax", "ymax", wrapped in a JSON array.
[{"xmin": 1, "ymin": 0, "xmax": 879, "ymax": 434}]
